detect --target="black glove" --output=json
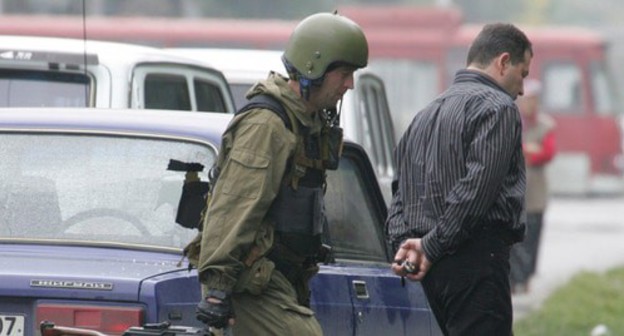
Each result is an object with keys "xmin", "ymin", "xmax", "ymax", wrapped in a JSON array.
[{"xmin": 196, "ymin": 289, "xmax": 234, "ymax": 329}]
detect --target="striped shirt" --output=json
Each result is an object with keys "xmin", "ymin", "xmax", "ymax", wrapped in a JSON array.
[{"xmin": 386, "ymin": 69, "xmax": 526, "ymax": 263}]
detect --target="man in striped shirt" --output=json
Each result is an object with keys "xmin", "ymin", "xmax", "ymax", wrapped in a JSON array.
[{"xmin": 388, "ymin": 23, "xmax": 532, "ymax": 336}]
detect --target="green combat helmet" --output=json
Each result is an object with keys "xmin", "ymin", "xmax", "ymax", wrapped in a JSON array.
[{"xmin": 282, "ymin": 12, "xmax": 369, "ymax": 98}]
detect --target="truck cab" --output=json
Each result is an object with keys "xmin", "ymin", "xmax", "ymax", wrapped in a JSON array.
[{"xmin": 448, "ymin": 25, "xmax": 624, "ymax": 196}]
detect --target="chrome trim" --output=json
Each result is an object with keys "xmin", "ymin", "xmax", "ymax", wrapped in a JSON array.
[{"xmin": 30, "ymin": 279, "xmax": 113, "ymax": 291}]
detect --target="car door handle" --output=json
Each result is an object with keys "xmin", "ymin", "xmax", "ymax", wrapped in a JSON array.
[{"xmin": 352, "ymin": 280, "xmax": 369, "ymax": 300}]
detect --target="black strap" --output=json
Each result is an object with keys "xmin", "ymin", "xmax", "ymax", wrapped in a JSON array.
[{"xmin": 236, "ymin": 94, "xmax": 291, "ymax": 131}]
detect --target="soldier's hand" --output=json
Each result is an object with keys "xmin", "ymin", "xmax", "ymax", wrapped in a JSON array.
[{"xmin": 196, "ymin": 289, "xmax": 235, "ymax": 329}]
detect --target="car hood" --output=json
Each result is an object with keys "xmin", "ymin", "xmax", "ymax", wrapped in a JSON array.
[{"xmin": 0, "ymin": 243, "xmax": 187, "ymax": 301}]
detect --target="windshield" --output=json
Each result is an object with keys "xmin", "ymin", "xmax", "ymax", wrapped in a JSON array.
[
  {"xmin": 591, "ymin": 60, "xmax": 617, "ymax": 116},
  {"xmin": 0, "ymin": 69, "xmax": 91, "ymax": 107},
  {"xmin": 542, "ymin": 62, "xmax": 584, "ymax": 114},
  {"xmin": 0, "ymin": 133, "xmax": 216, "ymax": 250}
]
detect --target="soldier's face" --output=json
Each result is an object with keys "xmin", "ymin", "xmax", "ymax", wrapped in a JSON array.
[{"xmin": 310, "ymin": 66, "xmax": 356, "ymax": 110}]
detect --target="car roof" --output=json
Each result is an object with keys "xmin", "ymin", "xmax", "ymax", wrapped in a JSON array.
[
  {"xmin": 0, "ymin": 108, "xmax": 232, "ymax": 145},
  {"xmin": 167, "ymin": 47, "xmax": 372, "ymax": 84},
  {"xmin": 167, "ymin": 48, "xmax": 286, "ymax": 83},
  {"xmin": 167, "ymin": 47, "xmax": 378, "ymax": 146},
  {"xmin": 0, "ymin": 35, "xmax": 224, "ymax": 72},
  {"xmin": 0, "ymin": 107, "xmax": 365, "ymax": 151}
]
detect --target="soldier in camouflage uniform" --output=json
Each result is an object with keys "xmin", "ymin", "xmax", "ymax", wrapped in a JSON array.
[{"xmin": 193, "ymin": 12, "xmax": 369, "ymax": 335}]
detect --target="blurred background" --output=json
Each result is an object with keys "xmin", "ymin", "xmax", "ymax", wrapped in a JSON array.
[
  {"xmin": 2, "ymin": 0, "xmax": 624, "ymax": 198},
  {"xmin": 2, "ymin": 0, "xmax": 624, "ymax": 24}
]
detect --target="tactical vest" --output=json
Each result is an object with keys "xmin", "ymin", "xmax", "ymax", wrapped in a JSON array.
[
  {"xmin": 235, "ymin": 94, "xmax": 342, "ymax": 257},
  {"xmin": 179, "ymin": 94, "xmax": 342, "ymax": 269}
]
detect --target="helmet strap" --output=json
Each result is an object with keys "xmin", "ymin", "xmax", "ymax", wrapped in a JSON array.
[
  {"xmin": 283, "ymin": 55, "xmax": 326, "ymax": 101},
  {"xmin": 299, "ymin": 75, "xmax": 325, "ymax": 101},
  {"xmin": 299, "ymin": 77, "xmax": 311, "ymax": 100}
]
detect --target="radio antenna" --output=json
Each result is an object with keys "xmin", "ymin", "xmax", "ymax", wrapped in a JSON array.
[{"xmin": 81, "ymin": 0, "xmax": 88, "ymax": 106}]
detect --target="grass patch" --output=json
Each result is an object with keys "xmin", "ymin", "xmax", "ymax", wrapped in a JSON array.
[{"xmin": 514, "ymin": 267, "xmax": 624, "ymax": 336}]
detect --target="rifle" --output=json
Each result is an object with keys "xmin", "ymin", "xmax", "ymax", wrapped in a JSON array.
[{"xmin": 40, "ymin": 321, "xmax": 214, "ymax": 336}]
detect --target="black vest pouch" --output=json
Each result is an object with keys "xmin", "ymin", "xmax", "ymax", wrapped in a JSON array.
[
  {"xmin": 321, "ymin": 126, "xmax": 343, "ymax": 170},
  {"xmin": 175, "ymin": 181, "xmax": 209, "ymax": 229},
  {"xmin": 269, "ymin": 184, "xmax": 325, "ymax": 255}
]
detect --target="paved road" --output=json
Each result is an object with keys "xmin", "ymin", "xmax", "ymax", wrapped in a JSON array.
[{"xmin": 512, "ymin": 196, "xmax": 624, "ymax": 319}]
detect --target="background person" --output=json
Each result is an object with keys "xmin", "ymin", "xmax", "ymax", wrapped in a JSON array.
[
  {"xmin": 388, "ymin": 23, "xmax": 532, "ymax": 336},
  {"xmin": 510, "ymin": 79, "xmax": 557, "ymax": 293},
  {"xmin": 192, "ymin": 12, "xmax": 368, "ymax": 336}
]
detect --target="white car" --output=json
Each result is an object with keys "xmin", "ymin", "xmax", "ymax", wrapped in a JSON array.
[
  {"xmin": 168, "ymin": 48, "xmax": 396, "ymax": 203},
  {"xmin": 0, "ymin": 35, "xmax": 236, "ymax": 113}
]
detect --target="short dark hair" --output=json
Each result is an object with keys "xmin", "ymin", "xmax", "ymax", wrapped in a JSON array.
[{"xmin": 466, "ymin": 23, "xmax": 532, "ymax": 68}]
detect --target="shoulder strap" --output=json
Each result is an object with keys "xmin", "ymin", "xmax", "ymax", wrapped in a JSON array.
[{"xmin": 236, "ymin": 94, "xmax": 292, "ymax": 131}]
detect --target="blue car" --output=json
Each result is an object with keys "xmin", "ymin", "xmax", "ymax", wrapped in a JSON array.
[{"xmin": 0, "ymin": 108, "xmax": 440, "ymax": 336}]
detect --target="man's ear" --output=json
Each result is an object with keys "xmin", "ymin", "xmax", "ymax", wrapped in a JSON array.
[{"xmin": 497, "ymin": 52, "xmax": 512, "ymax": 75}]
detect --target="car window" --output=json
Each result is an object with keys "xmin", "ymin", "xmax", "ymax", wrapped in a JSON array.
[
  {"xmin": 590, "ymin": 61, "xmax": 616, "ymax": 116},
  {"xmin": 324, "ymin": 152, "xmax": 387, "ymax": 262},
  {"xmin": 229, "ymin": 83, "xmax": 254, "ymax": 110},
  {"xmin": 144, "ymin": 73, "xmax": 191, "ymax": 110},
  {"xmin": 356, "ymin": 74, "xmax": 395, "ymax": 180},
  {"xmin": 195, "ymin": 78, "xmax": 227, "ymax": 112},
  {"xmin": 134, "ymin": 64, "xmax": 235, "ymax": 113},
  {"xmin": 0, "ymin": 132, "xmax": 216, "ymax": 250},
  {"xmin": 542, "ymin": 62, "xmax": 583, "ymax": 114},
  {"xmin": 0, "ymin": 69, "xmax": 90, "ymax": 107}
]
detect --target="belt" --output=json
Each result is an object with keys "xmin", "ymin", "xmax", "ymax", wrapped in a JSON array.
[
  {"xmin": 472, "ymin": 221, "xmax": 516, "ymax": 245},
  {"xmin": 267, "ymin": 243, "xmax": 313, "ymax": 285}
]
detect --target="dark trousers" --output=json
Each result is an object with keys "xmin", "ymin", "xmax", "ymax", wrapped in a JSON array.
[
  {"xmin": 510, "ymin": 212, "xmax": 544, "ymax": 287},
  {"xmin": 422, "ymin": 232, "xmax": 513, "ymax": 336}
]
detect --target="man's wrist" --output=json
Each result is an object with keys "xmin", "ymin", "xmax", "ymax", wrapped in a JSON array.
[{"xmin": 420, "ymin": 233, "xmax": 439, "ymax": 263}]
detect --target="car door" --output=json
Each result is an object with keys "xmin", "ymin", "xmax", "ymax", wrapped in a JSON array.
[
  {"xmin": 350, "ymin": 72, "xmax": 396, "ymax": 205},
  {"xmin": 311, "ymin": 142, "xmax": 437, "ymax": 336},
  {"xmin": 132, "ymin": 63, "xmax": 235, "ymax": 113}
]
